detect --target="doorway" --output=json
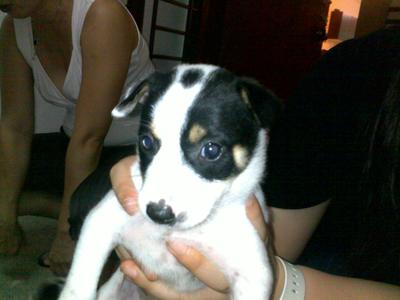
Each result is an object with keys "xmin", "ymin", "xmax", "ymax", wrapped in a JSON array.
[{"xmin": 322, "ymin": 0, "xmax": 362, "ymax": 51}]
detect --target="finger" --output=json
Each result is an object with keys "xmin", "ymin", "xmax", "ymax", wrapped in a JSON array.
[
  {"xmin": 47, "ymin": 255, "xmax": 58, "ymax": 275},
  {"xmin": 49, "ymin": 262, "xmax": 57, "ymax": 275},
  {"xmin": 166, "ymin": 241, "xmax": 229, "ymax": 293},
  {"xmin": 115, "ymin": 251, "xmax": 158, "ymax": 281},
  {"xmin": 42, "ymin": 254, "xmax": 51, "ymax": 266},
  {"xmin": 49, "ymin": 260, "xmax": 69, "ymax": 277},
  {"xmin": 115, "ymin": 245, "xmax": 132, "ymax": 260},
  {"xmin": 61, "ymin": 262, "xmax": 70, "ymax": 277},
  {"xmin": 120, "ymin": 260, "xmax": 181, "ymax": 300},
  {"xmin": 110, "ymin": 156, "xmax": 139, "ymax": 215},
  {"xmin": 188, "ymin": 288, "xmax": 228, "ymax": 300},
  {"xmin": 120, "ymin": 260, "xmax": 224, "ymax": 300},
  {"xmin": 245, "ymin": 196, "xmax": 267, "ymax": 242},
  {"xmin": 51, "ymin": 262, "xmax": 65, "ymax": 277}
]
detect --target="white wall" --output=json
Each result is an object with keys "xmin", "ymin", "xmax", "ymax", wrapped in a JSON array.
[
  {"xmin": 322, "ymin": 0, "xmax": 362, "ymax": 51},
  {"xmin": 142, "ymin": 0, "xmax": 188, "ymax": 71}
]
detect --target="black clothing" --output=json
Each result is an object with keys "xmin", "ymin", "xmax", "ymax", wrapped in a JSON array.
[
  {"xmin": 26, "ymin": 129, "xmax": 136, "ymax": 195},
  {"xmin": 265, "ymin": 28, "xmax": 400, "ymax": 284},
  {"xmin": 25, "ymin": 129, "xmax": 136, "ymax": 239}
]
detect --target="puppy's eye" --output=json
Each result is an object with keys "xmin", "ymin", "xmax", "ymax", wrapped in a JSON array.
[
  {"xmin": 200, "ymin": 142, "xmax": 222, "ymax": 161},
  {"xmin": 140, "ymin": 135, "xmax": 155, "ymax": 151}
]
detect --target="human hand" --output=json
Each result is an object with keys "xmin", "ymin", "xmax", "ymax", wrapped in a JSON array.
[
  {"xmin": 110, "ymin": 155, "xmax": 139, "ymax": 215},
  {"xmin": 120, "ymin": 250, "xmax": 228, "ymax": 300},
  {"xmin": 119, "ymin": 196, "xmax": 275, "ymax": 300},
  {"xmin": 47, "ymin": 230, "xmax": 76, "ymax": 276}
]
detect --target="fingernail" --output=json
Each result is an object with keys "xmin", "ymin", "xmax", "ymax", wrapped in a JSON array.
[
  {"xmin": 121, "ymin": 264, "xmax": 137, "ymax": 278},
  {"xmin": 124, "ymin": 199, "xmax": 138, "ymax": 215},
  {"xmin": 167, "ymin": 240, "xmax": 188, "ymax": 256},
  {"xmin": 146, "ymin": 272, "xmax": 158, "ymax": 281}
]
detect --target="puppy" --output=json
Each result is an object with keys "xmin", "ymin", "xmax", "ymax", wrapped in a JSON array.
[{"xmin": 58, "ymin": 64, "xmax": 280, "ymax": 300}]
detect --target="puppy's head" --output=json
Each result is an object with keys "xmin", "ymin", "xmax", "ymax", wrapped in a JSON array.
[{"xmin": 113, "ymin": 64, "xmax": 280, "ymax": 229}]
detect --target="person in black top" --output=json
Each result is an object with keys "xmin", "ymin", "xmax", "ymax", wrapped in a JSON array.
[
  {"xmin": 98, "ymin": 27, "xmax": 400, "ymax": 299},
  {"xmin": 266, "ymin": 26, "xmax": 400, "ymax": 285}
]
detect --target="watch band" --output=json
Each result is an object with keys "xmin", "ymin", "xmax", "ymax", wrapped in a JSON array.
[{"xmin": 276, "ymin": 256, "xmax": 305, "ymax": 300}]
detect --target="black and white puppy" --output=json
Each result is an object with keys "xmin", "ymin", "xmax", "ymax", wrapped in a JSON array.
[{"xmin": 59, "ymin": 64, "xmax": 280, "ymax": 300}]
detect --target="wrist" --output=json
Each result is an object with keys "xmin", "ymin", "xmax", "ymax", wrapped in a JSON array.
[
  {"xmin": 56, "ymin": 225, "xmax": 70, "ymax": 235},
  {"xmin": 57, "ymin": 211, "xmax": 70, "ymax": 233},
  {"xmin": 272, "ymin": 255, "xmax": 285, "ymax": 300},
  {"xmin": 274, "ymin": 256, "xmax": 305, "ymax": 300},
  {"xmin": 56, "ymin": 194, "xmax": 72, "ymax": 232}
]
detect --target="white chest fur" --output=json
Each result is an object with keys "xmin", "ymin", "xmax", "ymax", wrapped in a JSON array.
[{"xmin": 59, "ymin": 162, "xmax": 272, "ymax": 300}]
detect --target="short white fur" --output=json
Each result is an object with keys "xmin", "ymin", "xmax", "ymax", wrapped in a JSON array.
[{"xmin": 59, "ymin": 64, "xmax": 273, "ymax": 300}]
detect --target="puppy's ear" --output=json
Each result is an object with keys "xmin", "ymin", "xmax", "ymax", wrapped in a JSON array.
[
  {"xmin": 238, "ymin": 78, "xmax": 282, "ymax": 129},
  {"xmin": 112, "ymin": 81, "xmax": 149, "ymax": 118}
]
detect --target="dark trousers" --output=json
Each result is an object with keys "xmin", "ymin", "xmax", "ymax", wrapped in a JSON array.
[{"xmin": 25, "ymin": 130, "xmax": 136, "ymax": 239}]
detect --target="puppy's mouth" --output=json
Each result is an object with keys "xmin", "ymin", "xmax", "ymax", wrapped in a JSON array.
[{"xmin": 0, "ymin": 4, "xmax": 11, "ymax": 13}]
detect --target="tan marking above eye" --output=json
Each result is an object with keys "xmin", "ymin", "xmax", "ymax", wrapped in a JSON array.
[
  {"xmin": 150, "ymin": 123, "xmax": 160, "ymax": 140},
  {"xmin": 233, "ymin": 145, "xmax": 249, "ymax": 170},
  {"xmin": 188, "ymin": 124, "xmax": 207, "ymax": 143}
]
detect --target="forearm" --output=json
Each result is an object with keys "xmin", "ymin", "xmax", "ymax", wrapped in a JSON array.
[
  {"xmin": 57, "ymin": 137, "xmax": 103, "ymax": 231},
  {"xmin": 269, "ymin": 202, "xmax": 330, "ymax": 262},
  {"xmin": 0, "ymin": 123, "xmax": 33, "ymax": 214},
  {"xmin": 299, "ymin": 265, "xmax": 400, "ymax": 300},
  {"xmin": 272, "ymin": 258, "xmax": 400, "ymax": 300},
  {"xmin": 54, "ymin": 0, "xmax": 137, "ymax": 232}
]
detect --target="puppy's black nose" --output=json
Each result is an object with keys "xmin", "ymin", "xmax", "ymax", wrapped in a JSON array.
[{"xmin": 146, "ymin": 200, "xmax": 176, "ymax": 225}]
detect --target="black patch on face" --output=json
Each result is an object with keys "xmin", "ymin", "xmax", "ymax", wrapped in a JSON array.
[
  {"xmin": 180, "ymin": 69, "xmax": 204, "ymax": 88},
  {"xmin": 138, "ymin": 70, "xmax": 176, "ymax": 177},
  {"xmin": 181, "ymin": 69, "xmax": 260, "ymax": 181}
]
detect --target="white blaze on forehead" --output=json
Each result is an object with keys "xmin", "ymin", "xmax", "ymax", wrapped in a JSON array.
[
  {"xmin": 138, "ymin": 65, "xmax": 226, "ymax": 227},
  {"xmin": 151, "ymin": 65, "xmax": 218, "ymax": 143}
]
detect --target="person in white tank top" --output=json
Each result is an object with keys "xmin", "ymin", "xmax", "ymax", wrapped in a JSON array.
[{"xmin": 0, "ymin": 0, "xmax": 154, "ymax": 276}]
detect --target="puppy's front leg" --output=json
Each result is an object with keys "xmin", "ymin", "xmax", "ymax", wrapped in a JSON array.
[
  {"xmin": 59, "ymin": 192, "xmax": 129, "ymax": 300},
  {"xmin": 200, "ymin": 210, "xmax": 273, "ymax": 300},
  {"xmin": 228, "ymin": 236, "xmax": 273, "ymax": 300}
]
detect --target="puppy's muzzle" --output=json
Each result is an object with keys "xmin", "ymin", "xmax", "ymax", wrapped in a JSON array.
[{"xmin": 146, "ymin": 200, "xmax": 176, "ymax": 225}]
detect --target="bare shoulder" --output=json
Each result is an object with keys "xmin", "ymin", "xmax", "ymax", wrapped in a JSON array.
[
  {"xmin": 0, "ymin": 15, "xmax": 21, "ymax": 62},
  {"xmin": 85, "ymin": 0, "xmax": 135, "ymax": 30},
  {"xmin": 82, "ymin": 0, "xmax": 137, "ymax": 48},
  {"xmin": 0, "ymin": 15, "xmax": 16, "ymax": 44}
]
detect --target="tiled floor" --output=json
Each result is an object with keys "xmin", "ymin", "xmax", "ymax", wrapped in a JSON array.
[{"xmin": 0, "ymin": 216, "xmax": 58, "ymax": 300}]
